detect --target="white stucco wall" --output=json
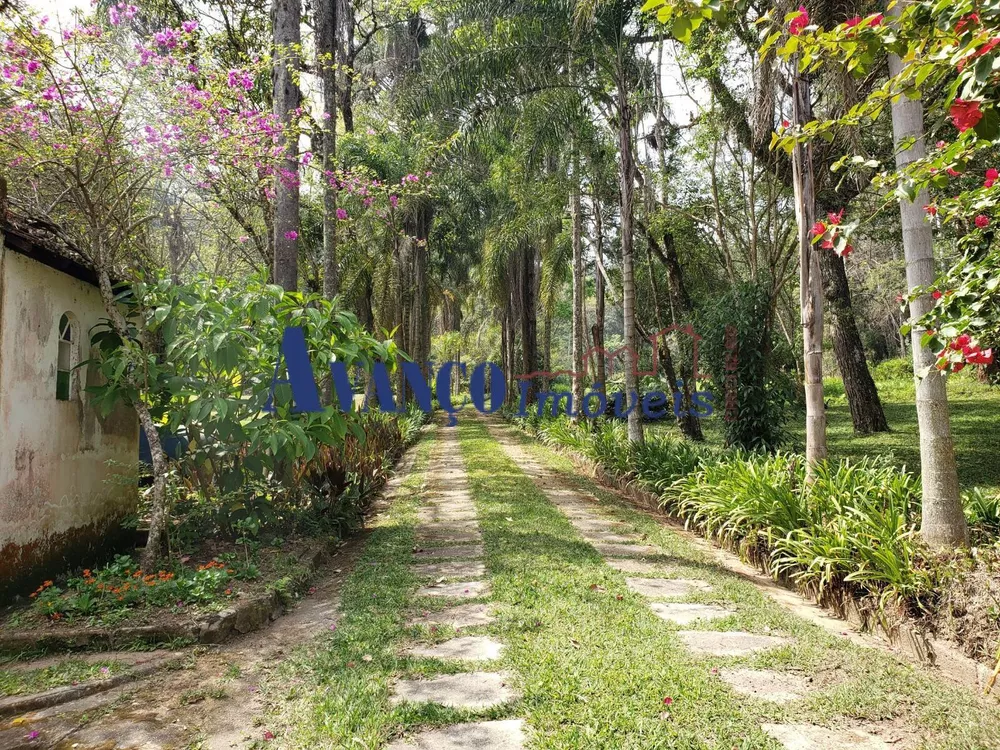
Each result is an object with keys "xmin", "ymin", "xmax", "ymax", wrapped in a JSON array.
[{"xmin": 0, "ymin": 245, "xmax": 138, "ymax": 595}]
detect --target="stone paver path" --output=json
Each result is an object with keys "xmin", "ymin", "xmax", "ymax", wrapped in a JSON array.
[
  {"xmin": 385, "ymin": 719, "xmax": 526, "ymax": 750},
  {"xmin": 390, "ymin": 672, "xmax": 517, "ymax": 708},
  {"xmin": 389, "ymin": 424, "xmax": 525, "ymax": 748}
]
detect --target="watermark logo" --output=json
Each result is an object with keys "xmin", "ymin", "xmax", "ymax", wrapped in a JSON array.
[{"xmin": 266, "ymin": 326, "xmax": 725, "ymax": 426}]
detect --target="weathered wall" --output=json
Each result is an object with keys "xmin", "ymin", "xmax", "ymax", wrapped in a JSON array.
[{"xmin": 0, "ymin": 247, "xmax": 139, "ymax": 601}]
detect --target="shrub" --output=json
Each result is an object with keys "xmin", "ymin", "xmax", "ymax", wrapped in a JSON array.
[
  {"xmin": 964, "ymin": 487, "xmax": 1000, "ymax": 537},
  {"xmin": 697, "ymin": 280, "xmax": 796, "ymax": 452}
]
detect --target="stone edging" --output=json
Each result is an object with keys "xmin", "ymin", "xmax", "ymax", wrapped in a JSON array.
[
  {"xmin": 0, "ymin": 653, "xmax": 179, "ymax": 719},
  {"xmin": 520, "ymin": 428, "xmax": 991, "ymax": 692}
]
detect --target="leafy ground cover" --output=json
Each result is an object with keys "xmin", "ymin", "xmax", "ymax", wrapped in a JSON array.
[{"xmin": 1, "ymin": 541, "xmax": 314, "ymax": 633}]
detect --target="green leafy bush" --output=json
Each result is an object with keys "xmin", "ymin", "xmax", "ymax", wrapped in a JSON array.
[{"xmin": 511, "ymin": 413, "xmax": 930, "ymax": 614}]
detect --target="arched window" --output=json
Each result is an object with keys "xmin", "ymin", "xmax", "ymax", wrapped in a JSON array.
[{"xmin": 56, "ymin": 313, "xmax": 75, "ymax": 401}]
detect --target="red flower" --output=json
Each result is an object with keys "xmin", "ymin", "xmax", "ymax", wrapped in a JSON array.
[
  {"xmin": 924, "ymin": 204, "xmax": 938, "ymax": 216},
  {"xmin": 810, "ymin": 220, "xmax": 827, "ymax": 237},
  {"xmin": 781, "ymin": 119, "xmax": 790, "ymax": 128},
  {"xmin": 932, "ymin": 290, "xmax": 943, "ymax": 300},
  {"xmin": 839, "ymin": 244, "xmax": 854, "ymax": 257},
  {"xmin": 976, "ymin": 214, "xmax": 990, "ymax": 228},
  {"xmin": 789, "ymin": 6, "xmax": 809, "ymax": 36},
  {"xmin": 895, "ymin": 293, "xmax": 905, "ymax": 303},
  {"xmin": 844, "ymin": 16, "xmax": 861, "ymax": 28},
  {"xmin": 956, "ymin": 13, "xmax": 980, "ymax": 34},
  {"xmin": 868, "ymin": 13, "xmax": 883, "ymax": 26},
  {"xmin": 954, "ymin": 362, "xmax": 967, "ymax": 372},
  {"xmin": 968, "ymin": 348, "xmax": 994, "ymax": 366},
  {"xmin": 662, "ymin": 696, "xmax": 674, "ymax": 706},
  {"xmin": 827, "ymin": 209, "xmax": 844, "ymax": 225},
  {"xmin": 952, "ymin": 333, "xmax": 972, "ymax": 351},
  {"xmin": 263, "ymin": 730, "xmax": 275, "ymax": 741},
  {"xmin": 987, "ymin": 168, "xmax": 999, "ymax": 188},
  {"xmin": 951, "ymin": 99, "xmax": 984, "ymax": 132},
  {"xmin": 936, "ymin": 140, "xmax": 947, "ymax": 149},
  {"xmin": 947, "ymin": 167, "xmax": 962, "ymax": 177}
]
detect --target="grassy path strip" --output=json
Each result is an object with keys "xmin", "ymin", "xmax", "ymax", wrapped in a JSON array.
[{"xmin": 487, "ymin": 417, "xmax": 1000, "ymax": 750}]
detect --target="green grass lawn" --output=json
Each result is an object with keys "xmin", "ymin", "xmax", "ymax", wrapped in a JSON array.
[{"xmin": 660, "ymin": 359, "xmax": 1000, "ymax": 492}]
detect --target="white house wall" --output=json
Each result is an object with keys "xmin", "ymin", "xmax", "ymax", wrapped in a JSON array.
[{"xmin": 0, "ymin": 247, "xmax": 139, "ymax": 598}]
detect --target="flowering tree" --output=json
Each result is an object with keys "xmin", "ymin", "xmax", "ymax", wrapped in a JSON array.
[
  {"xmin": 0, "ymin": 6, "xmax": 289, "ymax": 566},
  {"xmin": 767, "ymin": 2, "xmax": 994, "ymax": 546}
]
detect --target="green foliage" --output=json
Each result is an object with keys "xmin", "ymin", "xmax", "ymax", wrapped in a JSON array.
[
  {"xmin": 87, "ymin": 273, "xmax": 398, "ymax": 496},
  {"xmin": 698, "ymin": 280, "xmax": 795, "ymax": 451},
  {"xmin": 513, "ymin": 413, "xmax": 931, "ymax": 614},
  {"xmin": 27, "ymin": 554, "xmax": 247, "ymax": 623},
  {"xmin": 963, "ymin": 487, "xmax": 1000, "ymax": 537}
]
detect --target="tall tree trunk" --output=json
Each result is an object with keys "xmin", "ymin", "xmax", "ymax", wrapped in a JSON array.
[
  {"xmin": 337, "ymin": 0, "xmax": 355, "ymax": 133},
  {"xmin": 271, "ymin": 0, "xmax": 301, "ymax": 291},
  {"xmin": 571, "ymin": 164, "xmax": 585, "ymax": 418},
  {"xmin": 791, "ymin": 71, "xmax": 826, "ymax": 476},
  {"xmin": 593, "ymin": 199, "xmax": 606, "ymax": 403},
  {"xmin": 97, "ymin": 270, "xmax": 170, "ymax": 570},
  {"xmin": 817, "ymin": 249, "xmax": 889, "ymax": 433},
  {"xmin": 887, "ymin": 24, "xmax": 967, "ymax": 547},
  {"xmin": 542, "ymin": 310, "xmax": 552, "ymax": 393},
  {"xmin": 616, "ymin": 72, "xmax": 643, "ymax": 444},
  {"xmin": 166, "ymin": 202, "xmax": 183, "ymax": 283},
  {"xmin": 521, "ymin": 242, "xmax": 538, "ymax": 401},
  {"xmin": 316, "ymin": 0, "xmax": 338, "ymax": 297}
]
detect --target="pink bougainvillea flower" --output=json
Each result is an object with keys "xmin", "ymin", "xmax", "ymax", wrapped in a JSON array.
[
  {"xmin": 789, "ymin": 6, "xmax": 809, "ymax": 35},
  {"xmin": 950, "ymin": 99, "xmax": 984, "ymax": 132},
  {"xmin": 662, "ymin": 696, "xmax": 674, "ymax": 706},
  {"xmin": 336, "ymin": 208, "xmax": 348, "ymax": 220},
  {"xmin": 946, "ymin": 167, "xmax": 962, "ymax": 177},
  {"xmin": 868, "ymin": 13, "xmax": 883, "ymax": 26},
  {"xmin": 976, "ymin": 214, "xmax": 990, "ymax": 228},
  {"xmin": 810, "ymin": 220, "xmax": 827, "ymax": 237},
  {"xmin": 844, "ymin": 15, "xmax": 861, "ymax": 28},
  {"xmin": 284, "ymin": 230, "xmax": 298, "ymax": 240},
  {"xmin": 389, "ymin": 194, "xmax": 399, "ymax": 208},
  {"xmin": 181, "ymin": 20, "xmax": 198, "ymax": 33},
  {"xmin": 838, "ymin": 244, "xmax": 854, "ymax": 258},
  {"xmin": 263, "ymin": 730, "xmax": 275, "ymax": 741},
  {"xmin": 986, "ymin": 168, "xmax": 999, "ymax": 188},
  {"xmin": 827, "ymin": 209, "xmax": 844, "ymax": 225},
  {"xmin": 26, "ymin": 731, "xmax": 40, "ymax": 741}
]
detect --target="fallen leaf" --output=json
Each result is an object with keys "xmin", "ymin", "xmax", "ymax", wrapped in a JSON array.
[
  {"xmin": 361, "ymin": 654, "xmax": 373, "ymax": 662},
  {"xmin": 569, "ymin": 638, "xmax": 581, "ymax": 649}
]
